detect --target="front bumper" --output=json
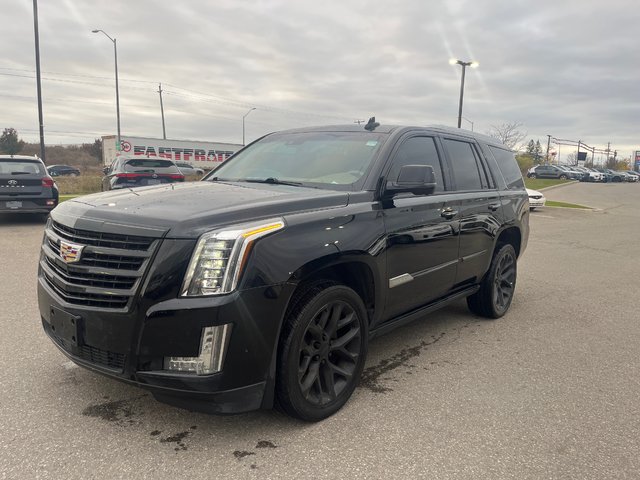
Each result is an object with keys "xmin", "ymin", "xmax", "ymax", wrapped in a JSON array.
[{"xmin": 38, "ymin": 275, "xmax": 295, "ymax": 414}]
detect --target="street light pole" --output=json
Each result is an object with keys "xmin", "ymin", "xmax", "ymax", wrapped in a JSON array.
[
  {"xmin": 92, "ymin": 29, "xmax": 121, "ymax": 151},
  {"xmin": 449, "ymin": 59, "xmax": 478, "ymax": 129},
  {"xmin": 242, "ymin": 107, "xmax": 256, "ymax": 146}
]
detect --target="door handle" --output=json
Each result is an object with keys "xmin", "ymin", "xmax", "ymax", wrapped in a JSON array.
[
  {"xmin": 441, "ymin": 208, "xmax": 458, "ymax": 219},
  {"xmin": 488, "ymin": 203, "xmax": 501, "ymax": 211}
]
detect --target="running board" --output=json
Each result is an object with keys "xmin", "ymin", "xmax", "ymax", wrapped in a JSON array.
[{"xmin": 370, "ymin": 286, "xmax": 480, "ymax": 339}]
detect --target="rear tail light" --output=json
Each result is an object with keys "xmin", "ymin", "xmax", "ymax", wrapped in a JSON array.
[
  {"xmin": 115, "ymin": 173, "xmax": 142, "ymax": 178},
  {"xmin": 168, "ymin": 174, "xmax": 185, "ymax": 180},
  {"xmin": 42, "ymin": 177, "xmax": 55, "ymax": 187}
]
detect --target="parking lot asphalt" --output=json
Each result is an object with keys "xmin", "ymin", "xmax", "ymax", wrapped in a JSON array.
[{"xmin": 1, "ymin": 182, "xmax": 639, "ymax": 480}]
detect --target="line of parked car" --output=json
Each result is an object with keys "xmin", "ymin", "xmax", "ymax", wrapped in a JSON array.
[{"xmin": 527, "ymin": 164, "xmax": 639, "ymax": 183}]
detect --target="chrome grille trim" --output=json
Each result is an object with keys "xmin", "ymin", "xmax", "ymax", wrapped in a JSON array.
[{"xmin": 41, "ymin": 220, "xmax": 160, "ymax": 310}]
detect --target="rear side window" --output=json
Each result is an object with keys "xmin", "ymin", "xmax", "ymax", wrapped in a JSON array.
[
  {"xmin": 388, "ymin": 136, "xmax": 445, "ymax": 192},
  {"xmin": 124, "ymin": 159, "xmax": 178, "ymax": 172},
  {"xmin": 443, "ymin": 139, "xmax": 490, "ymax": 191},
  {"xmin": 0, "ymin": 160, "xmax": 45, "ymax": 175},
  {"xmin": 489, "ymin": 146, "xmax": 524, "ymax": 189}
]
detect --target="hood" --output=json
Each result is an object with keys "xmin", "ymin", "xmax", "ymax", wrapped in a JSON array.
[{"xmin": 52, "ymin": 181, "xmax": 349, "ymax": 238}]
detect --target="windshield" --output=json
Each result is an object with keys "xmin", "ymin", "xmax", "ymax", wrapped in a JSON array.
[{"xmin": 206, "ymin": 131, "xmax": 386, "ymax": 190}]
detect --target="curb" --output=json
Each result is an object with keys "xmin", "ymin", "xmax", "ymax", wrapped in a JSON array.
[{"xmin": 538, "ymin": 180, "xmax": 578, "ymax": 192}]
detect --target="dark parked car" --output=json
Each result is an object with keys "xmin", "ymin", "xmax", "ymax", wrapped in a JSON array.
[
  {"xmin": 528, "ymin": 165, "xmax": 570, "ymax": 179},
  {"xmin": 101, "ymin": 156, "xmax": 185, "ymax": 191},
  {"xmin": 47, "ymin": 164, "xmax": 80, "ymax": 177},
  {"xmin": 38, "ymin": 122, "xmax": 529, "ymax": 421},
  {"xmin": 0, "ymin": 155, "xmax": 58, "ymax": 215}
]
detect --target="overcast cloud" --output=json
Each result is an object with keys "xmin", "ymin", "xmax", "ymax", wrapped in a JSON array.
[{"xmin": 1, "ymin": 0, "xmax": 638, "ymax": 161}]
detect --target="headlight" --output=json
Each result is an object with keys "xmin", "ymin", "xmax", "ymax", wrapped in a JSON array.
[{"xmin": 181, "ymin": 218, "xmax": 285, "ymax": 296}]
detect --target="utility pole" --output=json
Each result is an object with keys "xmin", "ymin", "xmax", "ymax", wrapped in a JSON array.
[
  {"xmin": 546, "ymin": 135, "xmax": 551, "ymax": 164},
  {"xmin": 32, "ymin": 0, "xmax": 46, "ymax": 164},
  {"xmin": 158, "ymin": 83, "xmax": 166, "ymax": 139}
]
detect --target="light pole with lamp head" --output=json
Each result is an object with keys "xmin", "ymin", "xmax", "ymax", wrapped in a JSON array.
[
  {"xmin": 242, "ymin": 107, "xmax": 256, "ymax": 146},
  {"xmin": 449, "ymin": 58, "xmax": 479, "ymax": 129},
  {"xmin": 92, "ymin": 29, "xmax": 121, "ymax": 151}
]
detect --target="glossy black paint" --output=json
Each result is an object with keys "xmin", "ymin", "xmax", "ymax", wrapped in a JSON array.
[{"xmin": 38, "ymin": 124, "xmax": 529, "ymax": 414}]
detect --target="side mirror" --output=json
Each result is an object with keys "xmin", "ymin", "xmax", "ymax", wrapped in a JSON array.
[
  {"xmin": 384, "ymin": 164, "xmax": 437, "ymax": 197},
  {"xmin": 102, "ymin": 167, "xmax": 109, "ymax": 175}
]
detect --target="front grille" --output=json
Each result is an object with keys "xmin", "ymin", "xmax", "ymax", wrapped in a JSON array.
[
  {"xmin": 41, "ymin": 220, "xmax": 160, "ymax": 310},
  {"xmin": 51, "ymin": 220, "xmax": 154, "ymax": 251},
  {"xmin": 79, "ymin": 344, "xmax": 126, "ymax": 370},
  {"xmin": 48, "ymin": 327, "xmax": 126, "ymax": 371}
]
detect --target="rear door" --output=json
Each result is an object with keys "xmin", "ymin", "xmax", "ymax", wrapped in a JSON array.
[{"xmin": 440, "ymin": 137, "xmax": 503, "ymax": 287}]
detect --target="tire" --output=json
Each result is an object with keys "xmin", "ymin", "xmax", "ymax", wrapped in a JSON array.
[
  {"xmin": 559, "ymin": 174, "xmax": 567, "ymax": 180},
  {"xmin": 276, "ymin": 282, "xmax": 368, "ymax": 421},
  {"xmin": 467, "ymin": 243, "xmax": 517, "ymax": 319}
]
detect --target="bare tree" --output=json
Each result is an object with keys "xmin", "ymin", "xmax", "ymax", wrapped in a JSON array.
[{"xmin": 486, "ymin": 122, "xmax": 527, "ymax": 151}]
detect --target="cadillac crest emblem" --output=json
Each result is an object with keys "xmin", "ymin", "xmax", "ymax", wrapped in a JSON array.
[{"xmin": 59, "ymin": 240, "xmax": 84, "ymax": 263}]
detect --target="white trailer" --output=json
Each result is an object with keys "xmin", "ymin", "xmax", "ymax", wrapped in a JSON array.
[{"xmin": 101, "ymin": 135, "xmax": 242, "ymax": 170}]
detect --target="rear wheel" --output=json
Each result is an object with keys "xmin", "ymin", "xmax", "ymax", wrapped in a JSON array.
[
  {"xmin": 467, "ymin": 243, "xmax": 517, "ymax": 318},
  {"xmin": 559, "ymin": 174, "xmax": 567, "ymax": 180},
  {"xmin": 276, "ymin": 283, "xmax": 368, "ymax": 421}
]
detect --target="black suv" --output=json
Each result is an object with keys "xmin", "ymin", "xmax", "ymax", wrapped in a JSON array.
[
  {"xmin": 1, "ymin": 155, "xmax": 58, "ymax": 215},
  {"xmin": 37, "ymin": 123, "xmax": 529, "ymax": 421}
]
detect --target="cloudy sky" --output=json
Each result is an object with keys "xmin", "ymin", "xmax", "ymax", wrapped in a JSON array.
[{"xmin": 1, "ymin": 0, "xmax": 639, "ymax": 162}]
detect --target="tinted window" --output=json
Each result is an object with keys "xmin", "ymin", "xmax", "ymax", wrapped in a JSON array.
[
  {"xmin": 123, "ymin": 159, "xmax": 179, "ymax": 173},
  {"xmin": 489, "ymin": 146, "xmax": 524, "ymax": 189},
  {"xmin": 0, "ymin": 160, "xmax": 45, "ymax": 175},
  {"xmin": 443, "ymin": 139, "xmax": 486, "ymax": 191},
  {"xmin": 388, "ymin": 137, "xmax": 445, "ymax": 192}
]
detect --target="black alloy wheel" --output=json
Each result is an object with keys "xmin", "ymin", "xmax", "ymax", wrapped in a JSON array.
[
  {"xmin": 467, "ymin": 243, "xmax": 517, "ymax": 319},
  {"xmin": 276, "ymin": 283, "xmax": 368, "ymax": 421}
]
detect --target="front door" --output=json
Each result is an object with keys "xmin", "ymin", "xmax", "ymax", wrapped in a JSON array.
[{"xmin": 381, "ymin": 135, "xmax": 459, "ymax": 321}]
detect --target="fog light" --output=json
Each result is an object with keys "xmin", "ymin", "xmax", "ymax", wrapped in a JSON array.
[
  {"xmin": 46, "ymin": 200, "xmax": 55, "ymax": 206},
  {"xmin": 164, "ymin": 324, "xmax": 232, "ymax": 375}
]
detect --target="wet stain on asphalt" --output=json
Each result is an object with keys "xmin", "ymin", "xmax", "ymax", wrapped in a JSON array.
[
  {"xmin": 256, "ymin": 440, "xmax": 277, "ymax": 449},
  {"xmin": 157, "ymin": 426, "xmax": 197, "ymax": 451},
  {"xmin": 82, "ymin": 399, "xmax": 135, "ymax": 423},
  {"xmin": 360, "ymin": 332, "xmax": 446, "ymax": 393},
  {"xmin": 233, "ymin": 440, "xmax": 277, "ymax": 465},
  {"xmin": 234, "ymin": 450, "xmax": 256, "ymax": 459}
]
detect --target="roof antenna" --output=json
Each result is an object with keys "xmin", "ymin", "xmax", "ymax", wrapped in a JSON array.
[{"xmin": 364, "ymin": 116, "xmax": 379, "ymax": 131}]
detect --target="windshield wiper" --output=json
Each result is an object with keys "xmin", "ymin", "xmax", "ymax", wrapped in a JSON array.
[{"xmin": 242, "ymin": 177, "xmax": 304, "ymax": 187}]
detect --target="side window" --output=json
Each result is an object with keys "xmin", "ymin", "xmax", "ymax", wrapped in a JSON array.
[
  {"xmin": 388, "ymin": 136, "xmax": 445, "ymax": 192},
  {"xmin": 443, "ymin": 139, "xmax": 489, "ymax": 191},
  {"xmin": 488, "ymin": 145, "xmax": 524, "ymax": 189}
]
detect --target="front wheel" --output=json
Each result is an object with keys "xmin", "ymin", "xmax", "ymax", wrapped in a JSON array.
[
  {"xmin": 559, "ymin": 174, "xmax": 568, "ymax": 180},
  {"xmin": 276, "ymin": 283, "xmax": 368, "ymax": 421},
  {"xmin": 467, "ymin": 243, "xmax": 517, "ymax": 319}
]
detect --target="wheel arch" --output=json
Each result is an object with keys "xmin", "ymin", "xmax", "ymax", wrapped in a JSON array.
[{"xmin": 495, "ymin": 225, "xmax": 522, "ymax": 258}]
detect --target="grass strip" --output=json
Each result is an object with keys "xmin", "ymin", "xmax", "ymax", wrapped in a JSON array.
[{"xmin": 546, "ymin": 200, "xmax": 590, "ymax": 209}]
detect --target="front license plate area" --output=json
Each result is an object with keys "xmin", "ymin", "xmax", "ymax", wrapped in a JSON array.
[{"xmin": 49, "ymin": 306, "xmax": 82, "ymax": 347}]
